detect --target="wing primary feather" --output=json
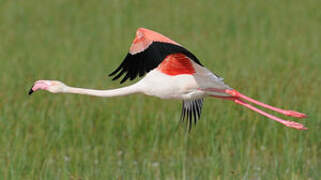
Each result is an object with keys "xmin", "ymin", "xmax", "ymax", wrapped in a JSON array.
[
  {"xmin": 197, "ymin": 99, "xmax": 203, "ymax": 118},
  {"xmin": 195, "ymin": 100, "xmax": 201, "ymax": 119},
  {"xmin": 129, "ymin": 60, "xmax": 138, "ymax": 80},
  {"xmin": 188, "ymin": 107, "xmax": 192, "ymax": 132},
  {"xmin": 138, "ymin": 55, "xmax": 145, "ymax": 77},
  {"xmin": 109, "ymin": 54, "xmax": 130, "ymax": 76},
  {"xmin": 112, "ymin": 69, "xmax": 126, "ymax": 81},
  {"xmin": 198, "ymin": 100, "xmax": 202, "ymax": 116},
  {"xmin": 109, "ymin": 42, "xmax": 204, "ymax": 83},
  {"xmin": 109, "ymin": 66, "xmax": 121, "ymax": 77},
  {"xmin": 180, "ymin": 99, "xmax": 204, "ymax": 132},
  {"xmin": 120, "ymin": 73, "xmax": 131, "ymax": 84},
  {"xmin": 192, "ymin": 103, "xmax": 197, "ymax": 125},
  {"xmin": 180, "ymin": 101, "xmax": 186, "ymax": 122}
]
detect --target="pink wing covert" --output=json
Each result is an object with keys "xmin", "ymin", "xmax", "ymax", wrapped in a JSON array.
[
  {"xmin": 157, "ymin": 53, "xmax": 196, "ymax": 75},
  {"xmin": 129, "ymin": 28, "xmax": 181, "ymax": 54},
  {"xmin": 109, "ymin": 28, "xmax": 203, "ymax": 83}
]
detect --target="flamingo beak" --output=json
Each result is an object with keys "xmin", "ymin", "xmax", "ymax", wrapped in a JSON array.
[
  {"xmin": 28, "ymin": 80, "xmax": 50, "ymax": 95},
  {"xmin": 28, "ymin": 87, "xmax": 34, "ymax": 95}
]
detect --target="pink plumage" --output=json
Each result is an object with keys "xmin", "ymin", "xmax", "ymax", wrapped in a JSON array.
[{"xmin": 29, "ymin": 28, "xmax": 307, "ymax": 131}]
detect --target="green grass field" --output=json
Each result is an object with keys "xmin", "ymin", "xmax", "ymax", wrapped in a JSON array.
[{"xmin": 0, "ymin": 0, "xmax": 320, "ymax": 179}]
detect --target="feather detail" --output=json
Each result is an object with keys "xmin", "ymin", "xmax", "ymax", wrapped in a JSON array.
[
  {"xmin": 109, "ymin": 42, "xmax": 202, "ymax": 83},
  {"xmin": 157, "ymin": 53, "xmax": 195, "ymax": 75},
  {"xmin": 181, "ymin": 98, "xmax": 204, "ymax": 131}
]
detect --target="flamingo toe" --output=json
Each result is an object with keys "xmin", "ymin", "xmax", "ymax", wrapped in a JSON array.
[{"xmin": 285, "ymin": 110, "xmax": 307, "ymax": 118}]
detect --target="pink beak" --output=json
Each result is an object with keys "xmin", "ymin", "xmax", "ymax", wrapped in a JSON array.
[{"xmin": 28, "ymin": 81, "xmax": 50, "ymax": 95}]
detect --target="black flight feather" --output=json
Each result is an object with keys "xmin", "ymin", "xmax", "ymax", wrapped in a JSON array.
[
  {"xmin": 109, "ymin": 42, "xmax": 203, "ymax": 84},
  {"xmin": 181, "ymin": 98, "xmax": 204, "ymax": 131}
]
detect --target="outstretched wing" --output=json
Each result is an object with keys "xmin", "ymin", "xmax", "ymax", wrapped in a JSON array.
[
  {"xmin": 180, "ymin": 98, "xmax": 204, "ymax": 131},
  {"xmin": 109, "ymin": 42, "xmax": 203, "ymax": 84}
]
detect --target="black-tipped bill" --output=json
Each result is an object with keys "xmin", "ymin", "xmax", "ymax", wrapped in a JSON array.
[{"xmin": 28, "ymin": 87, "xmax": 34, "ymax": 95}]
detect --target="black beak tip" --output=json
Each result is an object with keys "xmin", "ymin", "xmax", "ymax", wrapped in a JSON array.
[{"xmin": 28, "ymin": 88, "xmax": 34, "ymax": 95}]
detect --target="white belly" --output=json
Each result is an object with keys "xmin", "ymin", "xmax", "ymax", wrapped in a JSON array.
[{"xmin": 137, "ymin": 70, "xmax": 205, "ymax": 100}]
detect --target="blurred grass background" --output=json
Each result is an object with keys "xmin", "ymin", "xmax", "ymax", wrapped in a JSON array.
[{"xmin": 0, "ymin": 0, "xmax": 320, "ymax": 179}]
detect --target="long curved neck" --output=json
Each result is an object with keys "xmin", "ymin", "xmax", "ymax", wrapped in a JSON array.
[{"xmin": 63, "ymin": 83, "xmax": 141, "ymax": 97}]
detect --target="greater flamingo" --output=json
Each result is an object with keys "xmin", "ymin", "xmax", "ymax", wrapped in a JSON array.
[{"xmin": 29, "ymin": 28, "xmax": 307, "ymax": 130}]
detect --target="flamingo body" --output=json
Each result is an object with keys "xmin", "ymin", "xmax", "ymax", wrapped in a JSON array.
[
  {"xmin": 137, "ymin": 69, "xmax": 203, "ymax": 100},
  {"xmin": 29, "ymin": 27, "xmax": 308, "ymax": 131}
]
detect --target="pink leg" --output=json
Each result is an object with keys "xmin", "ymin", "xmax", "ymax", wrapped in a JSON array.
[
  {"xmin": 225, "ymin": 89, "xmax": 307, "ymax": 118},
  {"xmin": 205, "ymin": 88, "xmax": 307, "ymax": 130},
  {"xmin": 233, "ymin": 98, "xmax": 307, "ymax": 130}
]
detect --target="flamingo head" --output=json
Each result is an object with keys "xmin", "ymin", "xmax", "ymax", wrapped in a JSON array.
[{"xmin": 29, "ymin": 80, "xmax": 67, "ymax": 95}]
